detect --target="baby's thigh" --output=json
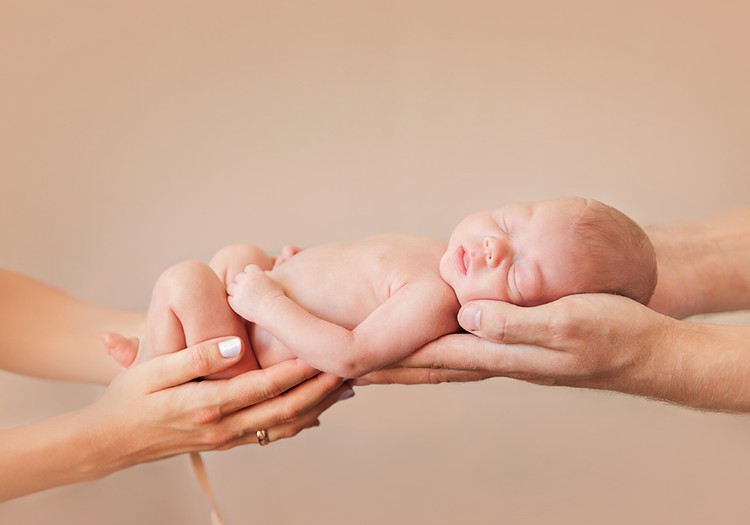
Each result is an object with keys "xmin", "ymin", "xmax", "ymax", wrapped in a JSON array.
[
  {"xmin": 146, "ymin": 260, "xmax": 258, "ymax": 374},
  {"xmin": 209, "ymin": 244, "xmax": 274, "ymax": 285}
]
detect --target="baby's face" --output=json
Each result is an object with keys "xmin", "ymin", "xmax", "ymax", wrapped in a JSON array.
[{"xmin": 440, "ymin": 199, "xmax": 591, "ymax": 306}]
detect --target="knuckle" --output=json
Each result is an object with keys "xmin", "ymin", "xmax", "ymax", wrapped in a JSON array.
[
  {"xmin": 258, "ymin": 371, "xmax": 286, "ymax": 399},
  {"xmin": 189, "ymin": 348, "xmax": 214, "ymax": 378},
  {"xmin": 483, "ymin": 309, "xmax": 511, "ymax": 341},
  {"xmin": 546, "ymin": 310, "xmax": 577, "ymax": 342},
  {"xmin": 285, "ymin": 419, "xmax": 315, "ymax": 439},
  {"xmin": 278, "ymin": 401, "xmax": 303, "ymax": 423},
  {"xmin": 427, "ymin": 370, "xmax": 447, "ymax": 384},
  {"xmin": 201, "ymin": 428, "xmax": 232, "ymax": 449},
  {"xmin": 192, "ymin": 405, "xmax": 224, "ymax": 426}
]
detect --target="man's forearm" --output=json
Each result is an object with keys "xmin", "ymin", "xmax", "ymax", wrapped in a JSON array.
[
  {"xmin": 643, "ymin": 321, "xmax": 750, "ymax": 412},
  {"xmin": 647, "ymin": 208, "xmax": 750, "ymax": 318}
]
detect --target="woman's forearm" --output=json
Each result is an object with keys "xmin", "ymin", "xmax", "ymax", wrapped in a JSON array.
[
  {"xmin": 0, "ymin": 270, "xmax": 145, "ymax": 384},
  {"xmin": 0, "ymin": 339, "xmax": 351, "ymax": 502},
  {"xmin": 0, "ymin": 406, "xmax": 112, "ymax": 502},
  {"xmin": 647, "ymin": 208, "xmax": 750, "ymax": 318}
]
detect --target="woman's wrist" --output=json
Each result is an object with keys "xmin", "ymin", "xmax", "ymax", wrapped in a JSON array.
[
  {"xmin": 0, "ymin": 406, "xmax": 118, "ymax": 502},
  {"xmin": 72, "ymin": 402, "xmax": 135, "ymax": 481}
]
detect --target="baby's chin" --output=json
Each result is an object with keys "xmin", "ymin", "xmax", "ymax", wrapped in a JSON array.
[{"xmin": 456, "ymin": 291, "xmax": 511, "ymax": 306}]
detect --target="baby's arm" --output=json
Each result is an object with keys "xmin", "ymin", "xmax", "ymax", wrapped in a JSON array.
[{"xmin": 228, "ymin": 266, "xmax": 458, "ymax": 378}]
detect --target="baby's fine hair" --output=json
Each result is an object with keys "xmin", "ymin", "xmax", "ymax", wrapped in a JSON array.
[{"xmin": 574, "ymin": 200, "xmax": 658, "ymax": 305}]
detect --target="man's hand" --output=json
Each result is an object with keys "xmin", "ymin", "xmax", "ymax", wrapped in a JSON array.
[{"xmin": 360, "ymin": 294, "xmax": 675, "ymax": 394}]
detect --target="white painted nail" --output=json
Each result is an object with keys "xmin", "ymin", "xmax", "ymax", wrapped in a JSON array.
[{"xmin": 218, "ymin": 337, "xmax": 242, "ymax": 358}]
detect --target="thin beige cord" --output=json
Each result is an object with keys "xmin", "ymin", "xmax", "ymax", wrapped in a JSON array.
[{"xmin": 190, "ymin": 452, "xmax": 226, "ymax": 525}]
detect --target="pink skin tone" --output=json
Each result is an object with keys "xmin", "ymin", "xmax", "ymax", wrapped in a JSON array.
[
  {"xmin": 106, "ymin": 199, "xmax": 613, "ymax": 379},
  {"xmin": 440, "ymin": 199, "xmax": 593, "ymax": 306}
]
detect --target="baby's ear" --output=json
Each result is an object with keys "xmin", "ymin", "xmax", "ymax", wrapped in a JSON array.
[{"xmin": 102, "ymin": 332, "xmax": 140, "ymax": 368}]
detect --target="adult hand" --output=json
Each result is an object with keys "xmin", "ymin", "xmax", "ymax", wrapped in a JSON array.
[
  {"xmin": 89, "ymin": 336, "xmax": 349, "ymax": 472},
  {"xmin": 360, "ymin": 294, "xmax": 750, "ymax": 412},
  {"xmin": 1, "ymin": 336, "xmax": 350, "ymax": 501}
]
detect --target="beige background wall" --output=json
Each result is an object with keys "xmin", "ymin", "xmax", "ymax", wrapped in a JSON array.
[{"xmin": 2, "ymin": 1, "xmax": 749, "ymax": 523}]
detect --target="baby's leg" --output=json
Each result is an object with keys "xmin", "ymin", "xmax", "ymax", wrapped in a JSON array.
[
  {"xmin": 105, "ymin": 245, "xmax": 274, "ymax": 372},
  {"xmin": 208, "ymin": 243, "xmax": 275, "ymax": 286},
  {"xmin": 104, "ymin": 261, "xmax": 260, "ymax": 377},
  {"xmin": 208, "ymin": 244, "xmax": 295, "ymax": 368},
  {"xmin": 145, "ymin": 260, "xmax": 259, "ymax": 377}
]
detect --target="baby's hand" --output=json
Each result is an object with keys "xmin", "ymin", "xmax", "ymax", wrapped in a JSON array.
[
  {"xmin": 272, "ymin": 244, "xmax": 302, "ymax": 269},
  {"xmin": 227, "ymin": 264, "xmax": 285, "ymax": 322}
]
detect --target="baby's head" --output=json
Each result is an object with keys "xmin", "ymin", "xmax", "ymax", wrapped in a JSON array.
[{"xmin": 439, "ymin": 197, "xmax": 657, "ymax": 306}]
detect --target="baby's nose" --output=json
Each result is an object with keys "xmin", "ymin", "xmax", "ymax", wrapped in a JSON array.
[{"xmin": 483, "ymin": 236, "xmax": 508, "ymax": 268}]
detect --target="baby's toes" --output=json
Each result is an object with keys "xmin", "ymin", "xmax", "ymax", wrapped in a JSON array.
[{"xmin": 102, "ymin": 332, "xmax": 140, "ymax": 368}]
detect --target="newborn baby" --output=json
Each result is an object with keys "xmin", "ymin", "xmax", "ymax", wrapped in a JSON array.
[{"xmin": 106, "ymin": 197, "xmax": 656, "ymax": 379}]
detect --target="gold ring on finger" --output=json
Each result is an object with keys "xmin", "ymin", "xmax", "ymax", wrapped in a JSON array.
[{"xmin": 256, "ymin": 428, "xmax": 270, "ymax": 446}]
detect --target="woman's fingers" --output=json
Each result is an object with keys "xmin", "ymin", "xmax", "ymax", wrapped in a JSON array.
[
  {"xmin": 214, "ymin": 381, "xmax": 352, "ymax": 451},
  {"xmin": 268, "ymin": 381, "xmax": 352, "ymax": 440},
  {"xmin": 218, "ymin": 373, "xmax": 346, "ymax": 438},
  {"xmin": 137, "ymin": 336, "xmax": 245, "ymax": 392},
  {"xmin": 202, "ymin": 359, "xmax": 323, "ymax": 415}
]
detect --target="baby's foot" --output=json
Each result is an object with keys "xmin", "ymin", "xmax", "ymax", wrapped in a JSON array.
[
  {"xmin": 102, "ymin": 332, "xmax": 141, "ymax": 368},
  {"xmin": 272, "ymin": 244, "xmax": 302, "ymax": 268}
]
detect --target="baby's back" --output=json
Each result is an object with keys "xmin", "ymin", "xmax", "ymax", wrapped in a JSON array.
[{"xmin": 250, "ymin": 234, "xmax": 458, "ymax": 366}]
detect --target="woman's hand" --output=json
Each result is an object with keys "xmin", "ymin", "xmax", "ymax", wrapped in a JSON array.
[
  {"xmin": 0, "ymin": 336, "xmax": 351, "ymax": 501},
  {"xmin": 87, "ymin": 336, "xmax": 350, "ymax": 474}
]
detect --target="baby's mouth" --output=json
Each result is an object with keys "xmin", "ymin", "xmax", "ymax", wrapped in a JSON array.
[{"xmin": 455, "ymin": 246, "xmax": 468, "ymax": 275}]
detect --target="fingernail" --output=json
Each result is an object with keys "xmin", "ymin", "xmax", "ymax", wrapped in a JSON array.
[
  {"xmin": 219, "ymin": 337, "xmax": 242, "ymax": 358},
  {"xmin": 459, "ymin": 304, "xmax": 481, "ymax": 332},
  {"xmin": 337, "ymin": 388, "xmax": 355, "ymax": 401}
]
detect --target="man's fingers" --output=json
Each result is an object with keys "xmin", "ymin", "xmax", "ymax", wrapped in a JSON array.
[
  {"xmin": 356, "ymin": 368, "xmax": 494, "ymax": 385},
  {"xmin": 397, "ymin": 333, "xmax": 573, "ymax": 378},
  {"xmin": 458, "ymin": 300, "xmax": 559, "ymax": 346},
  {"xmin": 138, "ymin": 336, "xmax": 244, "ymax": 392}
]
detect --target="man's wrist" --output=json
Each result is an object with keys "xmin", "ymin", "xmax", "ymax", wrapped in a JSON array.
[{"xmin": 646, "ymin": 226, "xmax": 699, "ymax": 318}]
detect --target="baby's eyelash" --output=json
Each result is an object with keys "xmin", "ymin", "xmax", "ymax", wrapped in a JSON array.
[
  {"xmin": 509, "ymin": 265, "xmax": 525, "ymax": 304},
  {"xmin": 498, "ymin": 216, "xmax": 510, "ymax": 234}
]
